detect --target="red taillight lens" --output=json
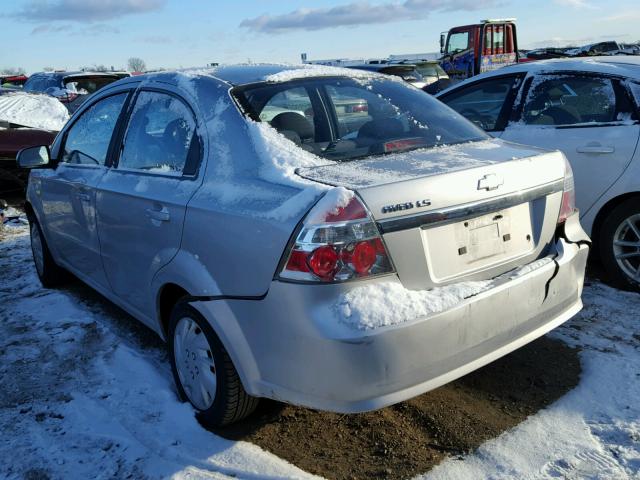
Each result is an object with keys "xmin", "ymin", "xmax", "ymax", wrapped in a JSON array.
[
  {"xmin": 309, "ymin": 246, "xmax": 339, "ymax": 278},
  {"xmin": 279, "ymin": 189, "xmax": 394, "ymax": 283},
  {"xmin": 558, "ymin": 157, "xmax": 576, "ymax": 224},
  {"xmin": 285, "ymin": 250, "xmax": 310, "ymax": 272},
  {"xmin": 351, "ymin": 241, "xmax": 377, "ymax": 274}
]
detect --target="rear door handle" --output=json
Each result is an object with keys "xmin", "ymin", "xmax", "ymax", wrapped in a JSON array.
[
  {"xmin": 576, "ymin": 144, "xmax": 615, "ymax": 154},
  {"xmin": 145, "ymin": 208, "xmax": 170, "ymax": 222}
]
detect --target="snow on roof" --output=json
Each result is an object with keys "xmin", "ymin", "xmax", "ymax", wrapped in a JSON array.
[
  {"xmin": 0, "ymin": 92, "xmax": 69, "ymax": 131},
  {"xmin": 262, "ymin": 64, "xmax": 381, "ymax": 83}
]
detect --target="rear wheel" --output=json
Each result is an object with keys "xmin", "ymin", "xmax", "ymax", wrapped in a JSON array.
[
  {"xmin": 599, "ymin": 199, "xmax": 640, "ymax": 291},
  {"xmin": 168, "ymin": 302, "xmax": 259, "ymax": 427},
  {"xmin": 30, "ymin": 220, "xmax": 67, "ymax": 288}
]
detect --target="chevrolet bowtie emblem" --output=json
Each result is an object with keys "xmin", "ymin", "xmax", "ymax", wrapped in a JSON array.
[{"xmin": 478, "ymin": 173, "xmax": 504, "ymax": 191}]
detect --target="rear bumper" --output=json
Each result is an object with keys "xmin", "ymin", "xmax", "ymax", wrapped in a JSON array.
[{"xmin": 192, "ymin": 233, "xmax": 589, "ymax": 413}]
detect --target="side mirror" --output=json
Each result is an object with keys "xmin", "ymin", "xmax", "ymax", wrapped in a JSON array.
[
  {"xmin": 17, "ymin": 145, "xmax": 51, "ymax": 169},
  {"xmin": 440, "ymin": 33, "xmax": 446, "ymax": 54}
]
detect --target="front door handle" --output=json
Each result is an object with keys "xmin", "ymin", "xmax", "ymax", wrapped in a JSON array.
[
  {"xmin": 145, "ymin": 208, "xmax": 170, "ymax": 222},
  {"xmin": 577, "ymin": 143, "xmax": 615, "ymax": 154},
  {"xmin": 76, "ymin": 192, "xmax": 91, "ymax": 202}
]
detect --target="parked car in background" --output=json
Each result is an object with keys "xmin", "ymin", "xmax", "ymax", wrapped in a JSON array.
[
  {"xmin": 0, "ymin": 92, "xmax": 67, "ymax": 193},
  {"xmin": 437, "ymin": 56, "xmax": 640, "ymax": 290},
  {"xmin": 346, "ymin": 63, "xmax": 427, "ymax": 89},
  {"xmin": 565, "ymin": 41, "xmax": 622, "ymax": 57},
  {"xmin": 1, "ymin": 74, "xmax": 28, "ymax": 89},
  {"xmin": 23, "ymin": 71, "xmax": 128, "ymax": 113},
  {"xmin": 19, "ymin": 65, "xmax": 589, "ymax": 427},
  {"xmin": 391, "ymin": 60, "xmax": 451, "ymax": 93}
]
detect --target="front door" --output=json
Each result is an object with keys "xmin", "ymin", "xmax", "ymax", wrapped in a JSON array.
[
  {"xmin": 39, "ymin": 92, "xmax": 129, "ymax": 286},
  {"xmin": 96, "ymin": 89, "xmax": 203, "ymax": 315}
]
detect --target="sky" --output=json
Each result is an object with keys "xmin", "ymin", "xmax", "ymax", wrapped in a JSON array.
[{"xmin": 1, "ymin": 0, "xmax": 638, "ymax": 73}]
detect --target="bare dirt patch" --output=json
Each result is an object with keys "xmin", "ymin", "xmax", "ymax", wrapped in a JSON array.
[{"xmin": 218, "ymin": 336, "xmax": 581, "ymax": 480}]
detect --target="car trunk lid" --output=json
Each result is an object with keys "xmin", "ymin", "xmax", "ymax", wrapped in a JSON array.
[{"xmin": 297, "ymin": 139, "xmax": 566, "ymax": 289}]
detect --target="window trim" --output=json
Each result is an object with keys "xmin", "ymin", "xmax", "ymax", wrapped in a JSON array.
[
  {"xmin": 438, "ymin": 72, "xmax": 525, "ymax": 132},
  {"xmin": 514, "ymin": 71, "xmax": 640, "ymax": 129},
  {"xmin": 57, "ymin": 90, "xmax": 133, "ymax": 169},
  {"xmin": 111, "ymin": 87, "xmax": 203, "ymax": 180}
]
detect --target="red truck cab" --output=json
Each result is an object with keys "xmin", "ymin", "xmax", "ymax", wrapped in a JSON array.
[{"xmin": 440, "ymin": 19, "xmax": 519, "ymax": 80}]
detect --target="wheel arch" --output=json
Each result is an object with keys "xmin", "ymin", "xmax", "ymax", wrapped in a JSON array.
[{"xmin": 156, "ymin": 282, "xmax": 190, "ymax": 340}]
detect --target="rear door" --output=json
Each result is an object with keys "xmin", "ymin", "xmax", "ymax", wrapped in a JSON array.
[
  {"xmin": 39, "ymin": 91, "xmax": 130, "ymax": 286},
  {"xmin": 499, "ymin": 73, "xmax": 640, "ymax": 216},
  {"xmin": 96, "ymin": 87, "xmax": 203, "ymax": 315}
]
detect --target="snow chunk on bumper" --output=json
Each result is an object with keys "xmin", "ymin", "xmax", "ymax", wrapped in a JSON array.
[{"xmin": 336, "ymin": 280, "xmax": 492, "ymax": 331}]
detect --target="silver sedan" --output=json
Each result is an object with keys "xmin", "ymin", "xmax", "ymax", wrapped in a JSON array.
[{"xmin": 19, "ymin": 64, "xmax": 589, "ymax": 426}]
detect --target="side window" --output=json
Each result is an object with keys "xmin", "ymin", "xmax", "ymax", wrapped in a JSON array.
[
  {"xmin": 523, "ymin": 76, "xmax": 617, "ymax": 126},
  {"xmin": 440, "ymin": 76, "xmax": 521, "ymax": 131},
  {"xmin": 447, "ymin": 31, "xmax": 470, "ymax": 54},
  {"xmin": 119, "ymin": 91, "xmax": 197, "ymax": 175},
  {"xmin": 62, "ymin": 93, "xmax": 127, "ymax": 165}
]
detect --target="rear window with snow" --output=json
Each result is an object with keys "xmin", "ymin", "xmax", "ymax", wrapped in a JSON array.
[{"xmin": 234, "ymin": 77, "xmax": 487, "ymax": 162}]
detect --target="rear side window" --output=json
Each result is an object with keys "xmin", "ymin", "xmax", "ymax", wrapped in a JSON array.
[
  {"xmin": 118, "ymin": 91, "xmax": 197, "ymax": 175},
  {"xmin": 62, "ymin": 93, "xmax": 127, "ymax": 165},
  {"xmin": 440, "ymin": 76, "xmax": 521, "ymax": 131},
  {"xmin": 523, "ymin": 76, "xmax": 618, "ymax": 126}
]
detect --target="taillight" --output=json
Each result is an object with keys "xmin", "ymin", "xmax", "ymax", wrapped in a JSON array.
[
  {"xmin": 558, "ymin": 156, "xmax": 576, "ymax": 224},
  {"xmin": 279, "ymin": 188, "xmax": 395, "ymax": 283},
  {"xmin": 54, "ymin": 92, "xmax": 78, "ymax": 103}
]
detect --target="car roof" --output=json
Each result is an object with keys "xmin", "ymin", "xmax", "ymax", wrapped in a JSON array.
[
  {"xmin": 463, "ymin": 56, "xmax": 640, "ymax": 80},
  {"xmin": 133, "ymin": 63, "xmax": 383, "ymax": 88}
]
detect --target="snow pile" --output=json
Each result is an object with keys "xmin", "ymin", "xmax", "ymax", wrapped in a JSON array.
[
  {"xmin": 424, "ymin": 282, "xmax": 640, "ymax": 479},
  {"xmin": 336, "ymin": 280, "xmax": 493, "ymax": 331},
  {"xmin": 0, "ymin": 92, "xmax": 69, "ymax": 130},
  {"xmin": 244, "ymin": 120, "xmax": 335, "ymax": 221}
]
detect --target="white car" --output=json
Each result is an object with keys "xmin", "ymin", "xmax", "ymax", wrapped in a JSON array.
[{"xmin": 438, "ymin": 57, "xmax": 640, "ymax": 290}]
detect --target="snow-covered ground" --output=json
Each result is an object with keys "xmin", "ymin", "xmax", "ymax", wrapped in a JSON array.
[{"xmin": 1, "ymin": 221, "xmax": 638, "ymax": 479}]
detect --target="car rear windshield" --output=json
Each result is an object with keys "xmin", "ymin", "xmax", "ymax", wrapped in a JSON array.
[
  {"xmin": 63, "ymin": 76, "xmax": 119, "ymax": 95},
  {"xmin": 234, "ymin": 77, "xmax": 487, "ymax": 162}
]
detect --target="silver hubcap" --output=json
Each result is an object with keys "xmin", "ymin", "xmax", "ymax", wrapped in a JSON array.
[
  {"xmin": 173, "ymin": 317, "xmax": 217, "ymax": 410},
  {"xmin": 613, "ymin": 213, "xmax": 640, "ymax": 283},
  {"xmin": 30, "ymin": 224, "xmax": 45, "ymax": 277}
]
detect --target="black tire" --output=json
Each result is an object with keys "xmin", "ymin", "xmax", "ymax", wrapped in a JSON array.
[
  {"xmin": 598, "ymin": 198, "xmax": 640, "ymax": 291},
  {"xmin": 29, "ymin": 220, "xmax": 67, "ymax": 288},
  {"xmin": 168, "ymin": 302, "xmax": 259, "ymax": 427}
]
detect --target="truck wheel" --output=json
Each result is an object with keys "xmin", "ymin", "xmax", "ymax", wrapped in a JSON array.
[
  {"xmin": 599, "ymin": 199, "xmax": 640, "ymax": 291},
  {"xmin": 30, "ymin": 220, "xmax": 67, "ymax": 288},
  {"xmin": 168, "ymin": 302, "xmax": 259, "ymax": 427}
]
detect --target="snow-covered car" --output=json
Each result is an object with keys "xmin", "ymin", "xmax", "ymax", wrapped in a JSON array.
[
  {"xmin": 18, "ymin": 64, "xmax": 589, "ymax": 427},
  {"xmin": 437, "ymin": 56, "xmax": 640, "ymax": 290},
  {"xmin": 0, "ymin": 92, "xmax": 68, "ymax": 191},
  {"xmin": 23, "ymin": 71, "xmax": 128, "ymax": 113}
]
